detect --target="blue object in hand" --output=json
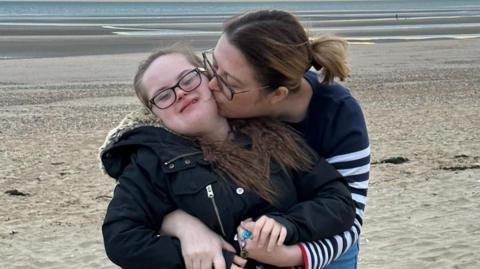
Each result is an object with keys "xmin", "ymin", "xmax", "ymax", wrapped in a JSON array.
[{"xmin": 242, "ymin": 230, "xmax": 252, "ymax": 240}]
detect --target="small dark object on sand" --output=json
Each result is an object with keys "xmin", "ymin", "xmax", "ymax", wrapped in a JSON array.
[
  {"xmin": 5, "ymin": 189, "xmax": 30, "ymax": 196},
  {"xmin": 440, "ymin": 165, "xmax": 480, "ymax": 171},
  {"xmin": 372, "ymin": 157, "xmax": 409, "ymax": 165}
]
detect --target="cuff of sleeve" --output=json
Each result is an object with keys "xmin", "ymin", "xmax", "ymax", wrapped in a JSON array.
[
  {"xmin": 298, "ymin": 243, "xmax": 309, "ymax": 269},
  {"xmin": 222, "ymin": 250, "xmax": 235, "ymax": 268}
]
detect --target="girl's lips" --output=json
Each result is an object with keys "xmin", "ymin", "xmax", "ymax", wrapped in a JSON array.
[{"xmin": 180, "ymin": 98, "xmax": 199, "ymax": 113}]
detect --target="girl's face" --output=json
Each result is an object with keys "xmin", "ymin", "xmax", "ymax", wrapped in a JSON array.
[
  {"xmin": 142, "ymin": 53, "xmax": 222, "ymax": 136},
  {"xmin": 208, "ymin": 34, "xmax": 272, "ymax": 119}
]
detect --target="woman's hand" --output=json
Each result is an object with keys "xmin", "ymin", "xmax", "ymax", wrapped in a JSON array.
[
  {"xmin": 161, "ymin": 210, "xmax": 236, "ymax": 269},
  {"xmin": 240, "ymin": 216, "xmax": 287, "ymax": 252}
]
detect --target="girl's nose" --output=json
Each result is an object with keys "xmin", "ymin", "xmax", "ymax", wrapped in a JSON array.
[{"xmin": 176, "ymin": 87, "xmax": 188, "ymax": 100}]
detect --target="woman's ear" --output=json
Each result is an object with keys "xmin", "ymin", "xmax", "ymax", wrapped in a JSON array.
[{"xmin": 267, "ymin": 86, "xmax": 289, "ymax": 105}]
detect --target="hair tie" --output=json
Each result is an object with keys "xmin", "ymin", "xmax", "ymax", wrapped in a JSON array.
[
  {"xmin": 306, "ymin": 41, "xmax": 322, "ymax": 71},
  {"xmin": 311, "ymin": 58, "xmax": 322, "ymax": 71}
]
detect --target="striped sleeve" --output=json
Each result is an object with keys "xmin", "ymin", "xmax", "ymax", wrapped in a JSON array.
[
  {"xmin": 297, "ymin": 146, "xmax": 370, "ymax": 269},
  {"xmin": 298, "ymin": 96, "xmax": 370, "ymax": 269}
]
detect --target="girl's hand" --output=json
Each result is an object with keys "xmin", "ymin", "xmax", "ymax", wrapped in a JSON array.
[
  {"xmin": 237, "ymin": 219, "xmax": 302, "ymax": 267},
  {"xmin": 231, "ymin": 255, "xmax": 247, "ymax": 269},
  {"xmin": 239, "ymin": 216, "xmax": 287, "ymax": 252},
  {"xmin": 161, "ymin": 210, "xmax": 236, "ymax": 269}
]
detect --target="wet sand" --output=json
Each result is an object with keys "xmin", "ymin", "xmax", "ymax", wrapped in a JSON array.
[
  {"xmin": 1, "ymin": 12, "xmax": 479, "ymax": 59},
  {"xmin": 1, "ymin": 39, "xmax": 480, "ymax": 268}
]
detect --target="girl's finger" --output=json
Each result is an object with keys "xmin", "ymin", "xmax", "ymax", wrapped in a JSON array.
[
  {"xmin": 267, "ymin": 224, "xmax": 281, "ymax": 252},
  {"xmin": 251, "ymin": 216, "xmax": 266, "ymax": 241},
  {"xmin": 240, "ymin": 220, "xmax": 255, "ymax": 233},
  {"xmin": 257, "ymin": 217, "xmax": 274, "ymax": 248},
  {"xmin": 277, "ymin": 226, "xmax": 287, "ymax": 246},
  {"xmin": 232, "ymin": 255, "xmax": 247, "ymax": 267}
]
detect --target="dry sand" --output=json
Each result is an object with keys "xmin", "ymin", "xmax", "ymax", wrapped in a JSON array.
[{"xmin": 1, "ymin": 39, "xmax": 479, "ymax": 268}]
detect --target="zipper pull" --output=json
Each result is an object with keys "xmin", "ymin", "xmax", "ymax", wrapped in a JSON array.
[
  {"xmin": 206, "ymin": 184, "xmax": 214, "ymax": 198},
  {"xmin": 205, "ymin": 184, "xmax": 226, "ymax": 237}
]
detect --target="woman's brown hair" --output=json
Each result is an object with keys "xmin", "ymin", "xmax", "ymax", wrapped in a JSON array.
[
  {"xmin": 223, "ymin": 9, "xmax": 349, "ymax": 91},
  {"xmin": 133, "ymin": 46, "xmax": 316, "ymax": 204}
]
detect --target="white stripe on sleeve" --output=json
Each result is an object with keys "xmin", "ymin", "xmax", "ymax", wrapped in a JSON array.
[
  {"xmin": 349, "ymin": 180, "xmax": 369, "ymax": 189},
  {"xmin": 325, "ymin": 239, "xmax": 334, "ymax": 265},
  {"xmin": 304, "ymin": 243, "xmax": 313, "ymax": 269},
  {"xmin": 326, "ymin": 146, "xmax": 370, "ymax": 164},
  {"xmin": 333, "ymin": 235, "xmax": 343, "ymax": 260},
  {"xmin": 352, "ymin": 193, "xmax": 368, "ymax": 205},
  {"xmin": 344, "ymin": 231, "xmax": 353, "ymax": 254},
  {"xmin": 312, "ymin": 242, "xmax": 321, "ymax": 269},
  {"xmin": 356, "ymin": 208, "xmax": 365, "ymax": 219},
  {"xmin": 338, "ymin": 163, "xmax": 370, "ymax": 177}
]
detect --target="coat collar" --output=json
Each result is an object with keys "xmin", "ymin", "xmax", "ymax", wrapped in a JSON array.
[
  {"xmin": 99, "ymin": 107, "xmax": 164, "ymax": 159},
  {"xmin": 98, "ymin": 107, "xmax": 198, "ymax": 177}
]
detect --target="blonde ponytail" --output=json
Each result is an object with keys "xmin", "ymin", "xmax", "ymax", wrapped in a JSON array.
[{"xmin": 310, "ymin": 36, "xmax": 350, "ymax": 83}]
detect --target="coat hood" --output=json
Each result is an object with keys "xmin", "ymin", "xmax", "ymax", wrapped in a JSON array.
[{"xmin": 98, "ymin": 107, "xmax": 200, "ymax": 179}]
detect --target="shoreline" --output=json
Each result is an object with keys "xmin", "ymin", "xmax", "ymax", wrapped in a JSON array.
[
  {"xmin": 0, "ymin": 35, "xmax": 217, "ymax": 60},
  {"xmin": 1, "ymin": 34, "xmax": 479, "ymax": 60}
]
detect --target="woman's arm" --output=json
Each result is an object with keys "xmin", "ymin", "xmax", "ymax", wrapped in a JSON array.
[
  {"xmin": 236, "ymin": 158, "xmax": 356, "ymax": 267},
  {"xmin": 159, "ymin": 157, "xmax": 356, "ymax": 268},
  {"xmin": 270, "ymin": 158, "xmax": 356, "ymax": 243},
  {"xmin": 255, "ymin": 96, "xmax": 370, "ymax": 269},
  {"xmin": 297, "ymin": 96, "xmax": 369, "ymax": 269}
]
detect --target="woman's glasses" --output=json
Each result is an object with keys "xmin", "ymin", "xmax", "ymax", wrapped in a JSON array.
[
  {"xmin": 202, "ymin": 49, "xmax": 249, "ymax": 100},
  {"xmin": 202, "ymin": 48, "xmax": 270, "ymax": 100},
  {"xmin": 149, "ymin": 68, "xmax": 205, "ymax": 110}
]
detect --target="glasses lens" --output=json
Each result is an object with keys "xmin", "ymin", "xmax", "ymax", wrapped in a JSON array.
[
  {"xmin": 179, "ymin": 70, "xmax": 201, "ymax": 92},
  {"xmin": 203, "ymin": 50, "xmax": 233, "ymax": 100},
  {"xmin": 152, "ymin": 89, "xmax": 175, "ymax": 109},
  {"xmin": 202, "ymin": 51, "xmax": 214, "ymax": 75}
]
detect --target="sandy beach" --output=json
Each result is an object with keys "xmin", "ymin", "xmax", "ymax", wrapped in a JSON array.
[{"xmin": 1, "ymin": 37, "xmax": 479, "ymax": 268}]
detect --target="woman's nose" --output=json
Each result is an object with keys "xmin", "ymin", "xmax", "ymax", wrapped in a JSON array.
[{"xmin": 208, "ymin": 77, "xmax": 220, "ymax": 92}]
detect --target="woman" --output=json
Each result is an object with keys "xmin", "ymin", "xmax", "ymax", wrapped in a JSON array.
[
  {"xmin": 99, "ymin": 47, "xmax": 356, "ymax": 269},
  {"xmin": 161, "ymin": 9, "xmax": 370, "ymax": 269}
]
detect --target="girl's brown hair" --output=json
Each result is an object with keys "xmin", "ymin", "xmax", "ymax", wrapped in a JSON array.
[
  {"xmin": 223, "ymin": 9, "xmax": 349, "ymax": 91},
  {"xmin": 133, "ymin": 46, "xmax": 316, "ymax": 204},
  {"xmin": 201, "ymin": 118, "xmax": 316, "ymax": 204}
]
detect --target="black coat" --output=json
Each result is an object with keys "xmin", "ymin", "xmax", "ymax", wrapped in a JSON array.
[{"xmin": 100, "ymin": 112, "xmax": 355, "ymax": 269}]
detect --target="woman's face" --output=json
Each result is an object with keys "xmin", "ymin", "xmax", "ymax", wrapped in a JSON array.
[
  {"xmin": 208, "ymin": 34, "xmax": 272, "ymax": 119},
  {"xmin": 142, "ymin": 53, "xmax": 221, "ymax": 136}
]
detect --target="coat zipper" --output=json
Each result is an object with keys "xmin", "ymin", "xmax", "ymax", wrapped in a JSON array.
[
  {"xmin": 206, "ymin": 184, "xmax": 226, "ymax": 237},
  {"xmin": 163, "ymin": 151, "xmax": 202, "ymax": 166}
]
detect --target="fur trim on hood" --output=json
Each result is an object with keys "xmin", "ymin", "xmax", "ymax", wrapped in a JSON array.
[{"xmin": 98, "ymin": 107, "xmax": 175, "ymax": 174}]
